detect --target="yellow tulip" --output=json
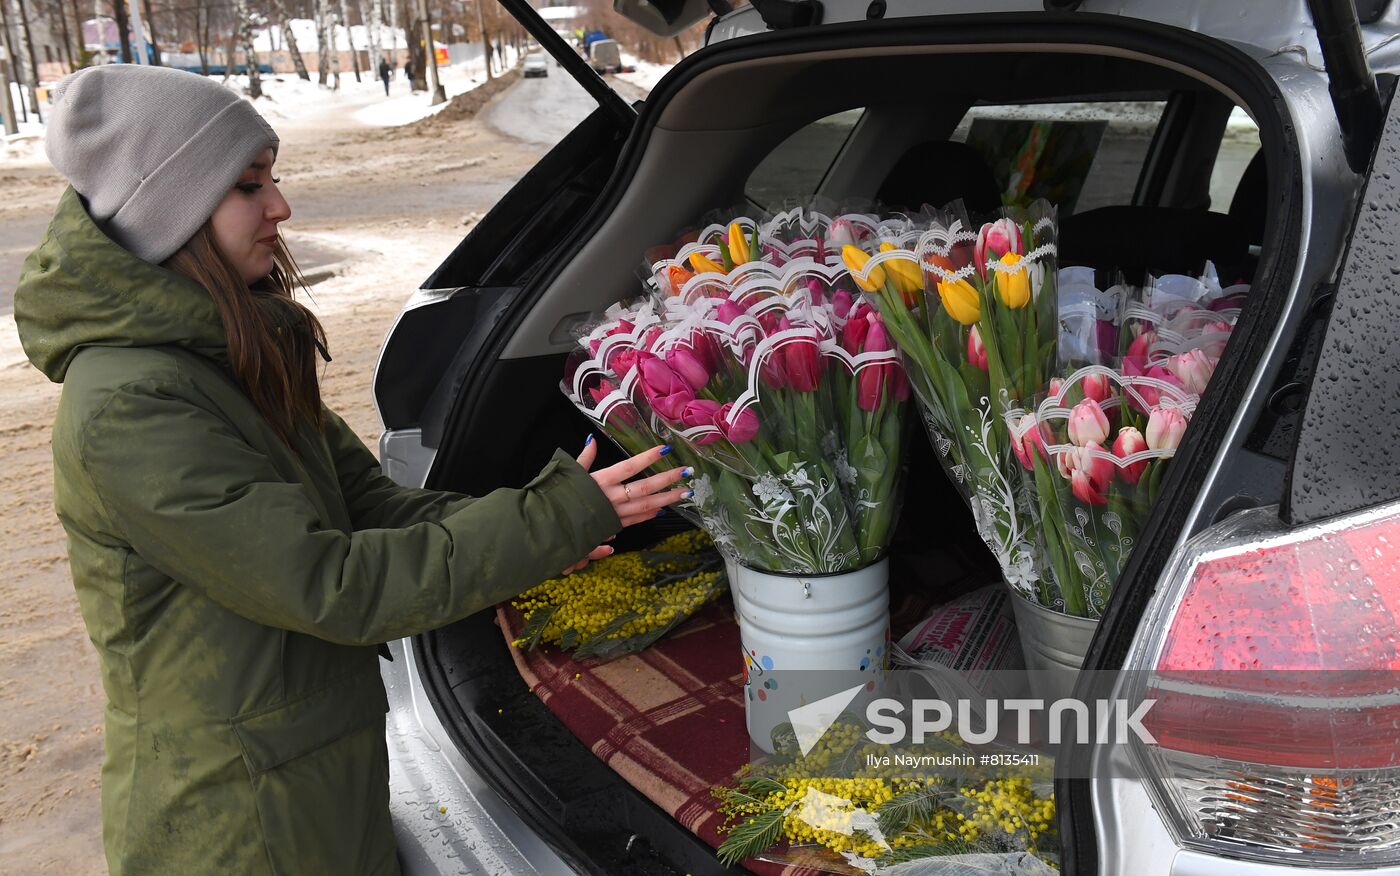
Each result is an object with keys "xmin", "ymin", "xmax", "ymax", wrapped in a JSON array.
[
  {"xmin": 996, "ymin": 252, "xmax": 1032, "ymax": 309},
  {"xmin": 878, "ymin": 242, "xmax": 923, "ymax": 303},
  {"xmin": 842, "ymin": 245, "xmax": 885, "ymax": 293},
  {"xmin": 689, "ymin": 252, "xmax": 725, "ymax": 274},
  {"xmin": 937, "ymin": 277, "xmax": 981, "ymax": 325},
  {"xmin": 728, "ymin": 223, "xmax": 751, "ymax": 265}
]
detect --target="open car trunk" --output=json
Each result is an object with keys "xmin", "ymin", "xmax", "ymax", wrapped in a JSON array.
[{"xmin": 401, "ymin": 12, "xmax": 1307, "ymax": 875}]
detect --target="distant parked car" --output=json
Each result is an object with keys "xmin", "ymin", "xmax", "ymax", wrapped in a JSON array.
[
  {"xmin": 587, "ymin": 38, "xmax": 621, "ymax": 74},
  {"xmin": 523, "ymin": 52, "xmax": 548, "ymax": 78}
]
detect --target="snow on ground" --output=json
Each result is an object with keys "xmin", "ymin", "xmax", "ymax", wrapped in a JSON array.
[{"xmin": 617, "ymin": 54, "xmax": 675, "ymax": 93}]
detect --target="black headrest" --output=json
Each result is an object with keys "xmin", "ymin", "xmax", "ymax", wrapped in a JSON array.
[
  {"xmin": 876, "ymin": 140, "xmax": 1002, "ymax": 214},
  {"xmin": 1229, "ymin": 148, "xmax": 1267, "ymax": 247},
  {"xmin": 1059, "ymin": 206, "xmax": 1252, "ymax": 282}
]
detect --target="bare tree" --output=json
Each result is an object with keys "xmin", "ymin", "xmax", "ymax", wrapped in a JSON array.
[
  {"xmin": 314, "ymin": 0, "xmax": 329, "ymax": 85},
  {"xmin": 360, "ymin": 0, "xmax": 380, "ymax": 72},
  {"xmin": 141, "ymin": 0, "xmax": 161, "ymax": 64},
  {"xmin": 232, "ymin": 0, "xmax": 261, "ymax": 97},
  {"xmin": 13, "ymin": 0, "xmax": 42, "ymax": 116},
  {"xmin": 338, "ymin": 0, "xmax": 358, "ymax": 81},
  {"xmin": 273, "ymin": 0, "xmax": 309, "ymax": 79},
  {"xmin": 194, "ymin": 0, "xmax": 212, "ymax": 73},
  {"xmin": 110, "ymin": 0, "xmax": 132, "ymax": 63}
]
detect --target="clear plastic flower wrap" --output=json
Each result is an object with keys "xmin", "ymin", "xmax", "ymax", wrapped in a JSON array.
[{"xmin": 1002, "ymin": 366, "xmax": 1198, "ymax": 617}]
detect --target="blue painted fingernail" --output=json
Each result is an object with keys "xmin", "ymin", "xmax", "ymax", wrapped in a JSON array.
[
  {"xmin": 659, "ymin": 444, "xmax": 672, "ymax": 456},
  {"xmin": 684, "ymin": 489, "xmax": 695, "ymax": 499},
  {"xmin": 584, "ymin": 433, "xmax": 594, "ymax": 447},
  {"xmin": 682, "ymin": 467, "xmax": 695, "ymax": 478}
]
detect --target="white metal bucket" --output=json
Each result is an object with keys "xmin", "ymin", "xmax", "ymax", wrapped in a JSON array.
[
  {"xmin": 1008, "ymin": 594, "xmax": 1099, "ymax": 704},
  {"xmin": 731, "ymin": 560, "xmax": 890, "ymax": 753}
]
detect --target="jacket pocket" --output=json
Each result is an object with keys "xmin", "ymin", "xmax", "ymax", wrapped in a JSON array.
[{"xmin": 231, "ymin": 673, "xmax": 397, "ymax": 875}]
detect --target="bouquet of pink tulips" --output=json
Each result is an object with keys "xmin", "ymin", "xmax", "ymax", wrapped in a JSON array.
[
  {"xmin": 567, "ymin": 213, "xmax": 911, "ymax": 575},
  {"xmin": 1004, "ymin": 367, "xmax": 1197, "ymax": 617}
]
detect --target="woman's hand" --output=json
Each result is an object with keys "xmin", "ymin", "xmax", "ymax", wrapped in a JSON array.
[{"xmin": 560, "ymin": 437, "xmax": 692, "ymax": 574}]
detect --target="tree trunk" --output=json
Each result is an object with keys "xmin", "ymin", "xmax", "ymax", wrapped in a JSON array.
[
  {"xmin": 141, "ymin": 0, "xmax": 160, "ymax": 64},
  {"xmin": 338, "ymin": 0, "xmax": 359, "ymax": 82},
  {"xmin": 14, "ymin": 0, "xmax": 42, "ymax": 117},
  {"xmin": 474, "ymin": 0, "xmax": 488, "ymax": 80},
  {"xmin": 110, "ymin": 0, "xmax": 132, "ymax": 63},
  {"xmin": 233, "ymin": 0, "xmax": 261, "ymax": 97},
  {"xmin": 275, "ymin": 0, "xmax": 309, "ymax": 79},
  {"xmin": 196, "ymin": 0, "xmax": 210, "ymax": 74},
  {"xmin": 327, "ymin": 6, "xmax": 339, "ymax": 88},
  {"xmin": 315, "ymin": 0, "xmax": 329, "ymax": 85},
  {"xmin": 361, "ymin": 0, "xmax": 379, "ymax": 74}
]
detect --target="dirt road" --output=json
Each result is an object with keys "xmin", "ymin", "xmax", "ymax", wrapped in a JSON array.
[{"xmin": 0, "ymin": 74, "xmax": 577, "ymax": 873}]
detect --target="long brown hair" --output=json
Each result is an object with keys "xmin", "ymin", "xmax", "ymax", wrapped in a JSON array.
[{"xmin": 164, "ymin": 223, "xmax": 328, "ymax": 446}]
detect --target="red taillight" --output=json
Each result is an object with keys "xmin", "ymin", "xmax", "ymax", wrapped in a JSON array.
[{"xmin": 1126, "ymin": 504, "xmax": 1400, "ymax": 865}]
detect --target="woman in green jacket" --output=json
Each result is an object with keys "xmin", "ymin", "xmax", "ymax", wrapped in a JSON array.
[{"xmin": 14, "ymin": 65, "xmax": 688, "ymax": 875}]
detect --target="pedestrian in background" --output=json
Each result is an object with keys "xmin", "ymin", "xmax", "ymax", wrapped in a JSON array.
[
  {"xmin": 13, "ymin": 64, "xmax": 690, "ymax": 876},
  {"xmin": 378, "ymin": 55, "xmax": 391, "ymax": 95}
]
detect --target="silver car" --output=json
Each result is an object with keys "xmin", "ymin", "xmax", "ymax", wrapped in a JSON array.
[{"xmin": 375, "ymin": 0, "xmax": 1400, "ymax": 872}]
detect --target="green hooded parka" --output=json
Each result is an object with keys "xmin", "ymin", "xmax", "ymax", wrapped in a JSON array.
[{"xmin": 13, "ymin": 188, "xmax": 621, "ymax": 874}]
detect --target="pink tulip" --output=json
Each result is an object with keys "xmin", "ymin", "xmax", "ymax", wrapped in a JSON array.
[
  {"xmin": 763, "ymin": 244, "xmax": 788, "ymax": 267},
  {"xmin": 1071, "ymin": 467, "xmax": 1109, "ymax": 506},
  {"xmin": 1146, "ymin": 406, "xmax": 1189, "ymax": 452},
  {"xmin": 1132, "ymin": 364, "xmax": 1185, "ymax": 413},
  {"xmin": 610, "ymin": 348, "xmax": 641, "ymax": 378},
  {"xmin": 831, "ymin": 289, "xmax": 854, "ymax": 321},
  {"xmin": 1113, "ymin": 426, "xmax": 1149, "ymax": 485},
  {"xmin": 665, "ymin": 346, "xmax": 710, "ymax": 392},
  {"xmin": 806, "ymin": 278, "xmax": 826, "ymax": 306},
  {"xmin": 635, "ymin": 352, "xmax": 695, "ymax": 421},
  {"xmin": 717, "ymin": 402, "xmax": 760, "ymax": 444},
  {"xmin": 974, "ymin": 219, "xmax": 1023, "ymax": 280},
  {"xmin": 1166, "ymin": 348, "xmax": 1216, "ymax": 395},
  {"xmin": 688, "ymin": 328, "xmax": 720, "ymax": 372},
  {"xmin": 1082, "ymin": 371, "xmax": 1112, "ymax": 404},
  {"xmin": 841, "ymin": 312, "xmax": 869, "ymax": 357},
  {"xmin": 1067, "ymin": 399, "xmax": 1111, "ymax": 447},
  {"xmin": 606, "ymin": 318, "xmax": 634, "ymax": 337},
  {"xmin": 828, "ymin": 218, "xmax": 859, "ymax": 248},
  {"xmin": 1067, "ymin": 442, "xmax": 1114, "ymax": 505},
  {"xmin": 1010, "ymin": 413, "xmax": 1046, "ymax": 471},
  {"xmin": 779, "ymin": 318, "xmax": 822, "ymax": 392},
  {"xmin": 588, "ymin": 378, "xmax": 619, "ymax": 407},
  {"xmin": 716, "ymin": 300, "xmax": 746, "ymax": 324},
  {"xmin": 857, "ymin": 319, "xmax": 893, "ymax": 412},
  {"xmin": 1124, "ymin": 330, "xmax": 1155, "ymax": 377},
  {"xmin": 678, "ymin": 398, "xmax": 724, "ymax": 445},
  {"xmin": 1048, "ymin": 377, "xmax": 1065, "ymax": 401},
  {"xmin": 967, "ymin": 326, "xmax": 988, "ymax": 372}
]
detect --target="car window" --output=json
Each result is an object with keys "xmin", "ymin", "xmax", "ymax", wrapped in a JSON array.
[
  {"xmin": 951, "ymin": 100, "xmax": 1168, "ymax": 215},
  {"xmin": 1209, "ymin": 106, "xmax": 1262, "ymax": 210},
  {"xmin": 746, "ymin": 109, "xmax": 865, "ymax": 209}
]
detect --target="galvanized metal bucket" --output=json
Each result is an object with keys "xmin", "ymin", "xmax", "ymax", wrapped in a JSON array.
[
  {"xmin": 731, "ymin": 560, "xmax": 890, "ymax": 753},
  {"xmin": 1008, "ymin": 594, "xmax": 1099, "ymax": 704}
]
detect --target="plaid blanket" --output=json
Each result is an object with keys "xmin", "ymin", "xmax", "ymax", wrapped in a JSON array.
[{"xmin": 498, "ymin": 581, "xmax": 960, "ymax": 875}]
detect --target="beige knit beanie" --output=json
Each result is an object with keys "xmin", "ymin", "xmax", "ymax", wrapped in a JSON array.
[{"xmin": 45, "ymin": 65, "xmax": 280, "ymax": 264}]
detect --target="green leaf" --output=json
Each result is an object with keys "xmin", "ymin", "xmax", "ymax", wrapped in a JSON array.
[
  {"xmin": 876, "ymin": 838, "xmax": 982, "ymax": 865},
  {"xmin": 738, "ymin": 775, "xmax": 788, "ymax": 797},
  {"xmin": 877, "ymin": 783, "xmax": 950, "ymax": 836},
  {"xmin": 716, "ymin": 807, "xmax": 787, "ymax": 867},
  {"xmin": 517, "ymin": 605, "xmax": 557, "ymax": 650},
  {"xmin": 559, "ymin": 626, "xmax": 579, "ymax": 650}
]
